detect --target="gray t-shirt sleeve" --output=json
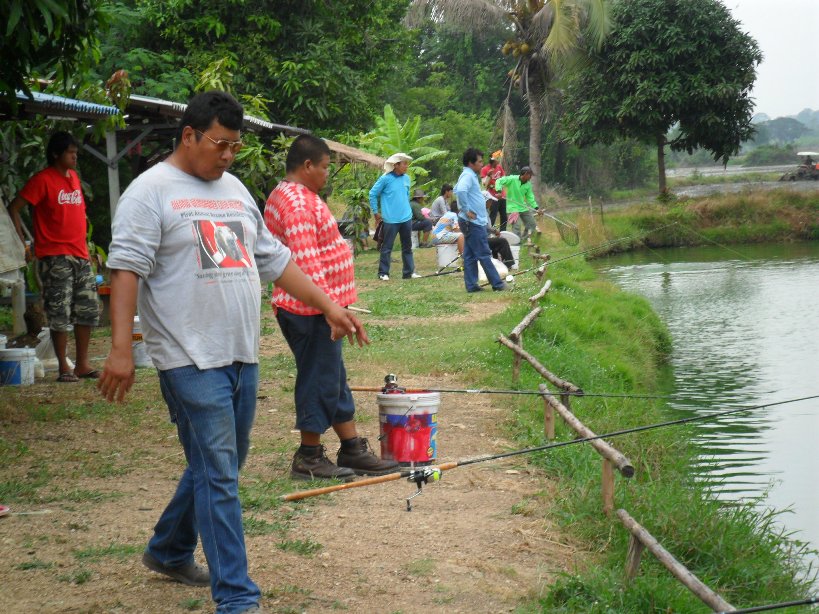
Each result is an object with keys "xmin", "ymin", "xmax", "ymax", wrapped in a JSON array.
[{"xmin": 107, "ymin": 185, "xmax": 162, "ymax": 278}]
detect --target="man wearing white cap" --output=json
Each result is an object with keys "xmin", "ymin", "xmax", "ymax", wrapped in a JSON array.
[{"xmin": 369, "ymin": 153, "xmax": 419, "ymax": 281}]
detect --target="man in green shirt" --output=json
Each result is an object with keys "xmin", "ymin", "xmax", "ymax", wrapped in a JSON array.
[{"xmin": 495, "ymin": 166, "xmax": 538, "ymax": 244}]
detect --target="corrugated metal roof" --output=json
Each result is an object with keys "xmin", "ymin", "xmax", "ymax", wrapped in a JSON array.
[
  {"xmin": 127, "ymin": 94, "xmax": 309, "ymax": 136},
  {"xmin": 8, "ymin": 91, "xmax": 119, "ymax": 120}
]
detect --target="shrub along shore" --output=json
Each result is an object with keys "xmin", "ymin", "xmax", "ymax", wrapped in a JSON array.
[{"xmin": 349, "ymin": 189, "xmax": 817, "ymax": 612}]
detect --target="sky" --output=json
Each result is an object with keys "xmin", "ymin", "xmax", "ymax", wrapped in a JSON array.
[{"xmin": 724, "ymin": 0, "xmax": 819, "ymax": 119}]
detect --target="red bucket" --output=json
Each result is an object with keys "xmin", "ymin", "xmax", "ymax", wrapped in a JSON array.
[{"xmin": 377, "ymin": 391, "xmax": 439, "ymax": 465}]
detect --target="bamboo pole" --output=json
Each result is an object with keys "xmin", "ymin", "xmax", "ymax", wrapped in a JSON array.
[
  {"xmin": 530, "ymin": 253, "xmax": 551, "ymax": 261},
  {"xmin": 528, "ymin": 279, "xmax": 552, "ymax": 304},
  {"xmin": 602, "ymin": 459, "xmax": 615, "ymax": 514},
  {"xmin": 616, "ymin": 509, "xmax": 735, "ymax": 612},
  {"xmin": 497, "ymin": 335, "xmax": 583, "ymax": 394},
  {"xmin": 534, "ymin": 263, "xmax": 548, "ymax": 281},
  {"xmin": 539, "ymin": 384, "xmax": 634, "ymax": 478},
  {"xmin": 511, "ymin": 336, "xmax": 522, "ymax": 382}
]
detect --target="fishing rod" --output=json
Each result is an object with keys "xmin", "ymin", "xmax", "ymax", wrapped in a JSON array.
[
  {"xmin": 719, "ymin": 596, "xmax": 819, "ymax": 614},
  {"xmin": 281, "ymin": 394, "xmax": 819, "ymax": 509}
]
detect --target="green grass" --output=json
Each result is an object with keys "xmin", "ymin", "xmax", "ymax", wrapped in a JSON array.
[
  {"xmin": 276, "ymin": 538, "xmax": 322, "ymax": 556},
  {"xmin": 73, "ymin": 543, "xmax": 141, "ymax": 560}
]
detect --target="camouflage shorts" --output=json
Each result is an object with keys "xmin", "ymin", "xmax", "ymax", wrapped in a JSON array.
[{"xmin": 38, "ymin": 255, "xmax": 101, "ymax": 331}]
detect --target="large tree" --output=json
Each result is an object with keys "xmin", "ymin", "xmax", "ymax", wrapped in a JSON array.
[
  {"xmin": 0, "ymin": 0, "xmax": 108, "ymax": 108},
  {"xmin": 408, "ymin": 0, "xmax": 610, "ymax": 193},
  {"xmin": 562, "ymin": 0, "xmax": 762, "ymax": 194},
  {"xmin": 97, "ymin": 0, "xmax": 414, "ymax": 133}
]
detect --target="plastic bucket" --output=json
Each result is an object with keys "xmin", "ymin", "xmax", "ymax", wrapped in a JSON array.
[
  {"xmin": 510, "ymin": 245, "xmax": 520, "ymax": 270},
  {"xmin": 0, "ymin": 334, "xmax": 6, "ymax": 349},
  {"xmin": 411, "ymin": 231, "xmax": 419, "ymax": 249},
  {"xmin": 435, "ymin": 243, "xmax": 459, "ymax": 268},
  {"xmin": 378, "ymin": 391, "xmax": 439, "ymax": 465},
  {"xmin": 477, "ymin": 258, "xmax": 509, "ymax": 282},
  {"xmin": 499, "ymin": 230, "xmax": 520, "ymax": 245},
  {"xmin": 0, "ymin": 348, "xmax": 36, "ymax": 386},
  {"xmin": 132, "ymin": 316, "xmax": 153, "ymax": 368}
]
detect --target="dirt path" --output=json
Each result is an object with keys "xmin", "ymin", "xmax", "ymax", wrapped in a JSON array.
[{"xmin": 0, "ymin": 305, "xmax": 583, "ymax": 613}]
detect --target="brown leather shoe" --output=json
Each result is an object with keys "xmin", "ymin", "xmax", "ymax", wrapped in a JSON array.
[
  {"xmin": 337, "ymin": 438, "xmax": 400, "ymax": 476},
  {"xmin": 290, "ymin": 446, "xmax": 356, "ymax": 482}
]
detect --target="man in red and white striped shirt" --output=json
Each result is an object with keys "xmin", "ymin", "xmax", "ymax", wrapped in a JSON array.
[{"xmin": 265, "ymin": 135, "xmax": 399, "ymax": 481}]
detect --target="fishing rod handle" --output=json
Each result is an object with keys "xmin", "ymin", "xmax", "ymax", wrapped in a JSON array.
[{"xmin": 281, "ymin": 471, "xmax": 404, "ymax": 501}]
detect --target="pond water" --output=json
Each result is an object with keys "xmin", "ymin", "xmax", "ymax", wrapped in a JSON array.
[{"xmin": 594, "ymin": 242, "xmax": 819, "ymax": 564}]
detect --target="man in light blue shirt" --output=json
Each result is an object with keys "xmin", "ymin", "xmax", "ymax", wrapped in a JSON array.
[
  {"xmin": 454, "ymin": 148, "xmax": 509, "ymax": 293},
  {"xmin": 369, "ymin": 152, "xmax": 419, "ymax": 281}
]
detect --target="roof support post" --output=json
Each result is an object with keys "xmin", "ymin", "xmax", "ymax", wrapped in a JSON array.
[{"xmin": 106, "ymin": 130, "xmax": 121, "ymax": 220}]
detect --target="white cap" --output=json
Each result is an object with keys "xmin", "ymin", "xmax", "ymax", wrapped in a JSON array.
[
  {"xmin": 384, "ymin": 152, "xmax": 413, "ymax": 173},
  {"xmin": 482, "ymin": 190, "xmax": 498, "ymax": 201}
]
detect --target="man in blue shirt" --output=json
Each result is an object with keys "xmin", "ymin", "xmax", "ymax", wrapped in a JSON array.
[
  {"xmin": 454, "ymin": 148, "xmax": 510, "ymax": 293},
  {"xmin": 369, "ymin": 153, "xmax": 420, "ymax": 281}
]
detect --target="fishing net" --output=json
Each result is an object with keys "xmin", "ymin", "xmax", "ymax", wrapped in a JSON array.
[{"xmin": 540, "ymin": 211, "xmax": 580, "ymax": 246}]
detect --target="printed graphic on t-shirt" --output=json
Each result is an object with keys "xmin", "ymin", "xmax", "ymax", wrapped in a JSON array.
[
  {"xmin": 194, "ymin": 220, "xmax": 252, "ymax": 268},
  {"xmin": 57, "ymin": 189, "xmax": 83, "ymax": 205}
]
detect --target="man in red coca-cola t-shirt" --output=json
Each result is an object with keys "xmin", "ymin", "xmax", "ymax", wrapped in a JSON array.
[{"xmin": 10, "ymin": 131, "xmax": 100, "ymax": 382}]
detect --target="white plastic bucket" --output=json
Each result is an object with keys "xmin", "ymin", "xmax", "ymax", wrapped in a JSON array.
[
  {"xmin": 477, "ymin": 258, "xmax": 509, "ymax": 282},
  {"xmin": 0, "ymin": 348, "xmax": 36, "ymax": 386},
  {"xmin": 0, "ymin": 334, "xmax": 6, "ymax": 349},
  {"xmin": 378, "ymin": 391, "xmax": 439, "ymax": 465},
  {"xmin": 132, "ymin": 316, "xmax": 153, "ymax": 368},
  {"xmin": 510, "ymin": 245, "xmax": 520, "ymax": 270},
  {"xmin": 435, "ymin": 243, "xmax": 459, "ymax": 268}
]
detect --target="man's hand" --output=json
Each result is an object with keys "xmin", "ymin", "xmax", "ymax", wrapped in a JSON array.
[
  {"xmin": 467, "ymin": 210, "xmax": 477, "ymax": 220},
  {"xmin": 374, "ymin": 213, "xmax": 382, "ymax": 223},
  {"xmin": 98, "ymin": 348, "xmax": 136, "ymax": 403},
  {"xmin": 325, "ymin": 304, "xmax": 369, "ymax": 347}
]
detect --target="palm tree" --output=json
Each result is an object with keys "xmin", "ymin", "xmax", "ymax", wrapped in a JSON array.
[{"xmin": 408, "ymin": 0, "xmax": 610, "ymax": 193}]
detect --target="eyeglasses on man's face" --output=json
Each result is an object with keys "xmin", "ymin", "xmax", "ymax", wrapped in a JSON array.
[{"xmin": 195, "ymin": 129, "xmax": 243, "ymax": 154}]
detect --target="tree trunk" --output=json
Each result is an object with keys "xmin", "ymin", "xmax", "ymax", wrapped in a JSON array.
[
  {"xmin": 528, "ymin": 93, "xmax": 543, "ymax": 194},
  {"xmin": 656, "ymin": 133, "xmax": 667, "ymax": 196}
]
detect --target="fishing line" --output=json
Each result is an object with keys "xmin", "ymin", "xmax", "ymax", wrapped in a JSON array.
[
  {"xmin": 719, "ymin": 596, "xmax": 819, "ymax": 614},
  {"xmin": 282, "ymin": 394, "xmax": 819, "ymax": 503},
  {"xmin": 348, "ymin": 385, "xmax": 785, "ymax": 402}
]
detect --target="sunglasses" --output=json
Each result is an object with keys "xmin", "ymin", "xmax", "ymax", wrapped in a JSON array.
[{"xmin": 195, "ymin": 130, "xmax": 243, "ymax": 154}]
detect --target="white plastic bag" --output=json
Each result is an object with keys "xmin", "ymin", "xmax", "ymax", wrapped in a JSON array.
[{"xmin": 35, "ymin": 330, "xmax": 73, "ymax": 373}]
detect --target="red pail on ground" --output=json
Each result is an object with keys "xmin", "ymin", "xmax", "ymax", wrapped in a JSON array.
[{"xmin": 377, "ymin": 391, "xmax": 439, "ymax": 466}]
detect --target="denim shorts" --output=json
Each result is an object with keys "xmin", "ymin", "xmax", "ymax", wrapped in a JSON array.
[{"xmin": 38, "ymin": 255, "xmax": 100, "ymax": 331}]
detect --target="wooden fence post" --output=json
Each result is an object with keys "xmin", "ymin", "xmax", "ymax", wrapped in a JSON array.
[
  {"xmin": 624, "ymin": 534, "xmax": 645, "ymax": 584},
  {"xmin": 602, "ymin": 459, "xmax": 615, "ymax": 515},
  {"xmin": 543, "ymin": 396, "xmax": 554, "ymax": 440}
]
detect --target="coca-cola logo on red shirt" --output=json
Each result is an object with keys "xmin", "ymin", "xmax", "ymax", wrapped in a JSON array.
[{"xmin": 57, "ymin": 189, "xmax": 82, "ymax": 205}]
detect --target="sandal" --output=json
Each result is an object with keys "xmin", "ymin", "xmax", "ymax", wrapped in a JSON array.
[
  {"xmin": 56, "ymin": 372, "xmax": 79, "ymax": 383},
  {"xmin": 76, "ymin": 369, "xmax": 101, "ymax": 379}
]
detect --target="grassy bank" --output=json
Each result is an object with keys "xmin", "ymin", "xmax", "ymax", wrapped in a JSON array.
[{"xmin": 344, "ymin": 233, "xmax": 814, "ymax": 611}]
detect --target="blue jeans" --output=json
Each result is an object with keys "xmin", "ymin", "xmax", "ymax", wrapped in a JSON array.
[
  {"xmin": 378, "ymin": 219, "xmax": 415, "ymax": 278},
  {"xmin": 148, "ymin": 363, "xmax": 261, "ymax": 614},
  {"xmin": 276, "ymin": 310, "xmax": 355, "ymax": 433},
  {"xmin": 461, "ymin": 220, "xmax": 503, "ymax": 291}
]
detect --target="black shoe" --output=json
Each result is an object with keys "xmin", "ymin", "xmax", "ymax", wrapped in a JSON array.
[
  {"xmin": 142, "ymin": 552, "xmax": 210, "ymax": 587},
  {"xmin": 290, "ymin": 446, "xmax": 356, "ymax": 482},
  {"xmin": 466, "ymin": 287, "xmax": 484, "ymax": 293},
  {"xmin": 337, "ymin": 438, "xmax": 400, "ymax": 476}
]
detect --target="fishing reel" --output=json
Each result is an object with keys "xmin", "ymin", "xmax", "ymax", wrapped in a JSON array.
[
  {"xmin": 382, "ymin": 373, "xmax": 406, "ymax": 394},
  {"xmin": 405, "ymin": 466, "xmax": 441, "ymax": 512}
]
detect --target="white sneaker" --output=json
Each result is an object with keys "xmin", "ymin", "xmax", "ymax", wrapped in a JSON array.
[
  {"xmin": 409, "ymin": 273, "xmax": 422, "ymax": 279},
  {"xmin": 379, "ymin": 274, "xmax": 390, "ymax": 281}
]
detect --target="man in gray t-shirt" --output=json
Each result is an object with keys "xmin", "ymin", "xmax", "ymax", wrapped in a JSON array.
[{"xmin": 98, "ymin": 91, "xmax": 367, "ymax": 614}]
